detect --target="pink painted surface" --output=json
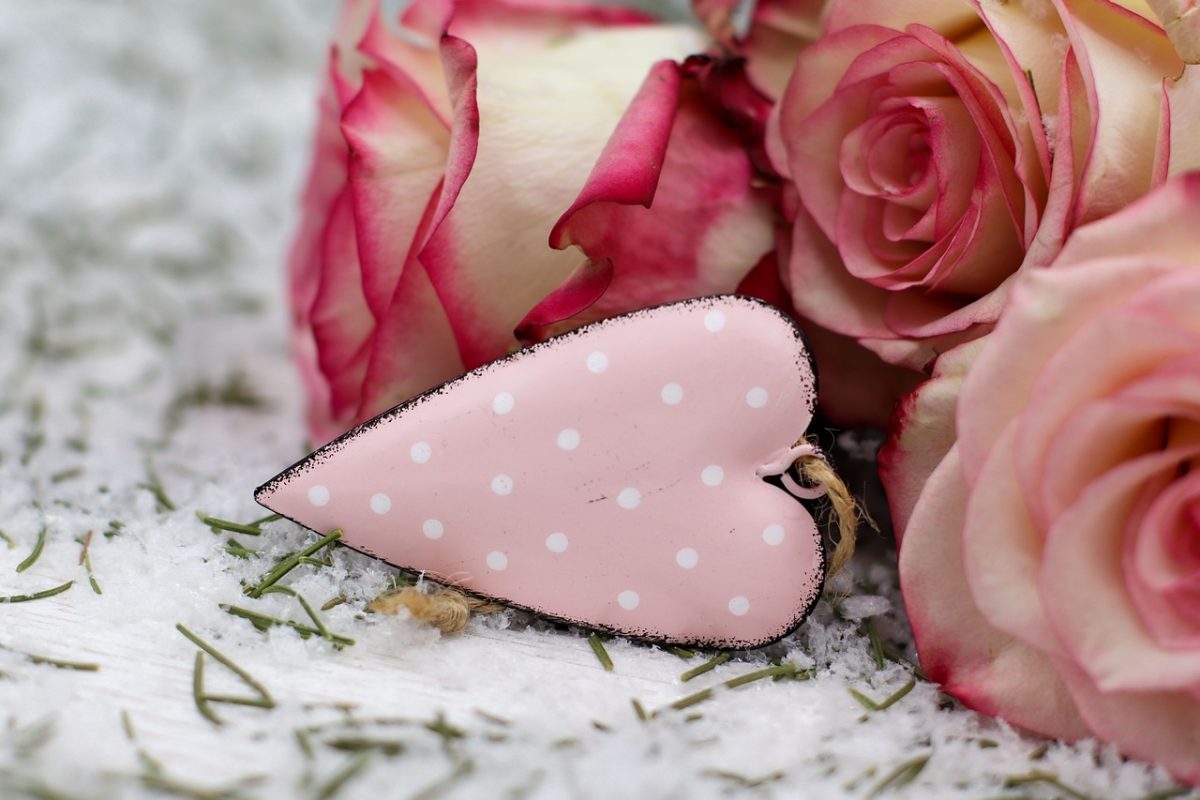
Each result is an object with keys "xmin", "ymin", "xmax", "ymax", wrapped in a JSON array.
[{"xmin": 257, "ymin": 296, "xmax": 824, "ymax": 647}]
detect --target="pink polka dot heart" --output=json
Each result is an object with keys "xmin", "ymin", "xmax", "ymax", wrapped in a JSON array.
[{"xmin": 256, "ymin": 296, "xmax": 824, "ymax": 648}]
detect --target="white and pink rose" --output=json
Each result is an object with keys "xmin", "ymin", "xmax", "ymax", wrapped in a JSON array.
[
  {"xmin": 772, "ymin": 0, "xmax": 1196, "ymax": 374},
  {"xmin": 888, "ymin": 174, "xmax": 1200, "ymax": 782},
  {"xmin": 291, "ymin": 0, "xmax": 775, "ymax": 442}
]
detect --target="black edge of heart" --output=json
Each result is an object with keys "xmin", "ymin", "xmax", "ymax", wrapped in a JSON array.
[{"xmin": 255, "ymin": 293, "xmax": 826, "ymax": 651}]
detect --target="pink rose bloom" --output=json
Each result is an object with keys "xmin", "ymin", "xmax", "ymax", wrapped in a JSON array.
[
  {"xmin": 772, "ymin": 0, "xmax": 1196, "ymax": 372},
  {"xmin": 890, "ymin": 174, "xmax": 1200, "ymax": 782},
  {"xmin": 291, "ymin": 0, "xmax": 775, "ymax": 442}
]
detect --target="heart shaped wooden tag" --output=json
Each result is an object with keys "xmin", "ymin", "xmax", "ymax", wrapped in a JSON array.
[{"xmin": 256, "ymin": 296, "xmax": 824, "ymax": 648}]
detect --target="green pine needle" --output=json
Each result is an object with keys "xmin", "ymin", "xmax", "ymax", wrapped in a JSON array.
[
  {"xmin": 245, "ymin": 530, "xmax": 341, "ymax": 598},
  {"xmin": 868, "ymin": 754, "xmax": 930, "ymax": 798},
  {"xmin": 1, "ymin": 581, "xmax": 74, "ymax": 604},
  {"xmin": 680, "ymin": 652, "xmax": 731, "ymax": 683},
  {"xmin": 16, "ymin": 525, "xmax": 47, "ymax": 573},
  {"xmin": 587, "ymin": 633, "xmax": 613, "ymax": 672}
]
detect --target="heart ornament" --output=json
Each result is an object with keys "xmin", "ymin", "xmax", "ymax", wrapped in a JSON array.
[{"xmin": 256, "ymin": 296, "xmax": 826, "ymax": 648}]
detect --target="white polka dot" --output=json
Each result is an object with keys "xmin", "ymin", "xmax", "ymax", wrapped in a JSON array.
[
  {"xmin": 307, "ymin": 485, "xmax": 330, "ymax": 507},
  {"xmin": 675, "ymin": 548, "xmax": 699, "ymax": 569},
  {"xmin": 586, "ymin": 351, "xmax": 609, "ymax": 374},
  {"xmin": 369, "ymin": 493, "xmax": 391, "ymax": 515},
  {"xmin": 704, "ymin": 309, "xmax": 726, "ymax": 332},
  {"xmin": 746, "ymin": 387, "xmax": 769, "ymax": 408},
  {"xmin": 661, "ymin": 383, "xmax": 683, "ymax": 405},
  {"xmin": 701, "ymin": 465, "xmax": 724, "ymax": 487},
  {"xmin": 422, "ymin": 519, "xmax": 444, "ymax": 539},
  {"xmin": 492, "ymin": 392, "xmax": 515, "ymax": 415},
  {"xmin": 617, "ymin": 488, "xmax": 641, "ymax": 510},
  {"xmin": 728, "ymin": 596, "xmax": 751, "ymax": 616},
  {"xmin": 557, "ymin": 428, "xmax": 581, "ymax": 451},
  {"xmin": 491, "ymin": 474, "xmax": 514, "ymax": 496},
  {"xmin": 618, "ymin": 590, "xmax": 640, "ymax": 610},
  {"xmin": 486, "ymin": 551, "xmax": 508, "ymax": 571},
  {"xmin": 410, "ymin": 442, "xmax": 432, "ymax": 464},
  {"xmin": 545, "ymin": 532, "xmax": 569, "ymax": 553},
  {"xmin": 762, "ymin": 524, "xmax": 786, "ymax": 545}
]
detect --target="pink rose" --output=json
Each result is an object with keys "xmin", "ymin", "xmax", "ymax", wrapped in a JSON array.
[
  {"xmin": 890, "ymin": 174, "xmax": 1200, "ymax": 782},
  {"xmin": 772, "ymin": 0, "xmax": 1196, "ymax": 373},
  {"xmin": 291, "ymin": 0, "xmax": 775, "ymax": 441}
]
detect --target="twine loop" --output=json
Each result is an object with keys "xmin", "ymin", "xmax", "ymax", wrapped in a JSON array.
[{"xmin": 757, "ymin": 439, "xmax": 858, "ymax": 577}]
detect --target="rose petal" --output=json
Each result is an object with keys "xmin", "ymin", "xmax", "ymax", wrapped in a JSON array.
[
  {"xmin": 1022, "ymin": 48, "xmax": 1089, "ymax": 268},
  {"xmin": 1040, "ymin": 446, "xmax": 1200, "ymax": 692},
  {"xmin": 692, "ymin": 0, "xmax": 741, "ymax": 46},
  {"xmin": 550, "ymin": 60, "xmax": 682, "ymax": 249},
  {"xmin": 881, "ymin": 270, "xmax": 1015, "ymax": 340},
  {"xmin": 1053, "ymin": 0, "xmax": 1184, "ymax": 223},
  {"xmin": 971, "ymin": 0, "xmax": 1062, "ymax": 174},
  {"xmin": 1128, "ymin": 460, "xmax": 1200, "ymax": 645},
  {"xmin": 957, "ymin": 261, "xmax": 1171, "ymax": 484},
  {"xmin": 1016, "ymin": 291, "xmax": 1200, "ymax": 529},
  {"xmin": 1051, "ymin": 170, "xmax": 1200, "ymax": 265},
  {"xmin": 358, "ymin": 2, "xmax": 452, "ymax": 123},
  {"xmin": 309, "ymin": 189, "xmax": 375, "ymax": 428},
  {"xmin": 1037, "ymin": 384, "xmax": 1191, "ymax": 527},
  {"xmin": 1164, "ymin": 66, "xmax": 1200, "ymax": 178},
  {"xmin": 417, "ymin": 26, "xmax": 705, "ymax": 366},
  {"xmin": 879, "ymin": 339, "xmax": 984, "ymax": 541},
  {"xmin": 955, "ymin": 175, "xmax": 1200, "ymax": 448},
  {"xmin": 899, "ymin": 447, "xmax": 1089, "ymax": 738},
  {"xmin": 539, "ymin": 59, "xmax": 775, "ymax": 331},
  {"xmin": 777, "ymin": 24, "xmax": 897, "ymax": 156},
  {"xmin": 1054, "ymin": 659, "xmax": 1200, "ymax": 784},
  {"xmin": 354, "ymin": 33, "xmax": 480, "ymax": 421},
  {"xmin": 787, "ymin": 208, "xmax": 895, "ymax": 340},
  {"xmin": 798, "ymin": 320, "xmax": 924, "ymax": 428},
  {"xmin": 290, "ymin": 58, "xmax": 353, "ymax": 350},
  {"xmin": 514, "ymin": 258, "xmax": 613, "ymax": 343},
  {"xmin": 962, "ymin": 422, "xmax": 1064, "ymax": 655},
  {"xmin": 825, "ymin": 0, "xmax": 980, "ymax": 38},
  {"xmin": 341, "ymin": 67, "xmax": 450, "ymax": 321},
  {"xmin": 1145, "ymin": 0, "xmax": 1200, "ymax": 63},
  {"xmin": 743, "ymin": 0, "xmax": 832, "ymax": 98}
]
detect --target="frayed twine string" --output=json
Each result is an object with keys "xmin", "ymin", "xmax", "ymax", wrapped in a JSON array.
[
  {"xmin": 756, "ymin": 439, "xmax": 857, "ymax": 577},
  {"xmin": 368, "ymin": 584, "xmax": 504, "ymax": 635},
  {"xmin": 371, "ymin": 437, "xmax": 859, "ymax": 634}
]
